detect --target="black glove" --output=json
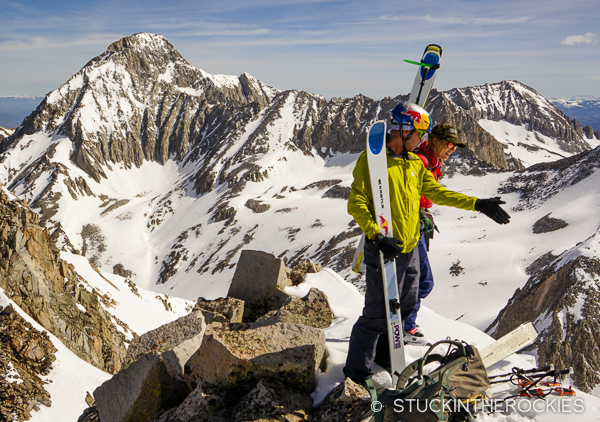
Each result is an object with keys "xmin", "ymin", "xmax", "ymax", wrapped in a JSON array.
[
  {"xmin": 372, "ymin": 234, "xmax": 404, "ymax": 260},
  {"xmin": 475, "ymin": 197, "xmax": 511, "ymax": 224}
]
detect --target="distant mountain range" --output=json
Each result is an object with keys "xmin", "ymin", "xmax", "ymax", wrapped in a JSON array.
[
  {"xmin": 552, "ymin": 95, "xmax": 600, "ymax": 132},
  {"xmin": 0, "ymin": 96, "xmax": 45, "ymax": 128}
]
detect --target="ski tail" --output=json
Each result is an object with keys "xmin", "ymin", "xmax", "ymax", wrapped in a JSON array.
[{"xmin": 481, "ymin": 322, "xmax": 538, "ymax": 368}]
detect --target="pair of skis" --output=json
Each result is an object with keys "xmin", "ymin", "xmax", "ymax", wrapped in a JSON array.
[{"xmin": 364, "ymin": 44, "xmax": 443, "ymax": 385}]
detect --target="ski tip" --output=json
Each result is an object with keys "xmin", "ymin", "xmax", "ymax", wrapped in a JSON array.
[{"xmin": 424, "ymin": 44, "xmax": 443, "ymax": 56}]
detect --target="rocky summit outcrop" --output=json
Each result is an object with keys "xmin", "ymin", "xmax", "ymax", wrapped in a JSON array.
[
  {"xmin": 0, "ymin": 187, "xmax": 126, "ymax": 374},
  {"xmin": 290, "ymin": 258, "xmax": 324, "ymax": 285},
  {"xmin": 185, "ymin": 321, "xmax": 326, "ymax": 393},
  {"xmin": 312, "ymin": 378, "xmax": 372, "ymax": 422},
  {"xmin": 256, "ymin": 287, "xmax": 333, "ymax": 329},
  {"xmin": 82, "ymin": 249, "xmax": 333, "ymax": 422},
  {"xmin": 227, "ymin": 249, "xmax": 293, "ymax": 321},
  {"xmin": 192, "ymin": 296, "xmax": 244, "ymax": 324},
  {"xmin": 154, "ymin": 378, "xmax": 314, "ymax": 422},
  {"xmin": 94, "ymin": 311, "xmax": 206, "ymax": 422}
]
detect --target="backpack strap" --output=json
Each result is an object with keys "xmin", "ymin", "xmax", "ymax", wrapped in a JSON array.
[
  {"xmin": 413, "ymin": 149, "xmax": 432, "ymax": 171},
  {"xmin": 396, "ymin": 353, "xmax": 445, "ymax": 390},
  {"xmin": 363, "ymin": 378, "xmax": 384, "ymax": 422}
]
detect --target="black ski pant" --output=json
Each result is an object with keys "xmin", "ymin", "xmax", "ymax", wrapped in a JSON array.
[{"xmin": 343, "ymin": 239, "xmax": 419, "ymax": 382}]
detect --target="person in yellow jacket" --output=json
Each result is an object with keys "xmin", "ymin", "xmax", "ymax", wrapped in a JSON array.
[{"xmin": 343, "ymin": 101, "xmax": 510, "ymax": 383}]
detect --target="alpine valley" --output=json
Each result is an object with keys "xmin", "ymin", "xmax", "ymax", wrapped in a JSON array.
[{"xmin": 3, "ymin": 32, "xmax": 600, "ymax": 421}]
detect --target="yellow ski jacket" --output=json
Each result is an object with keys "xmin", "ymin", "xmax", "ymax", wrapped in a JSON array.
[{"xmin": 348, "ymin": 149, "xmax": 478, "ymax": 253}]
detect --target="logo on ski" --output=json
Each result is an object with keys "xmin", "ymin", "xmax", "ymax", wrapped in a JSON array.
[
  {"xmin": 378, "ymin": 179, "xmax": 385, "ymax": 209},
  {"xmin": 378, "ymin": 215, "xmax": 390, "ymax": 236},
  {"xmin": 392, "ymin": 322, "xmax": 402, "ymax": 349}
]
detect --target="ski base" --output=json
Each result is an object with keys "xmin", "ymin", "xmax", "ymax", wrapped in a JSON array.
[
  {"xmin": 481, "ymin": 322, "xmax": 538, "ymax": 368},
  {"xmin": 366, "ymin": 121, "xmax": 406, "ymax": 384}
]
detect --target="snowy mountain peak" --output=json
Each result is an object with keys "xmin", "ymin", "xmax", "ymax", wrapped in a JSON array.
[
  {"xmin": 106, "ymin": 32, "xmax": 173, "ymax": 53},
  {"xmin": 448, "ymin": 80, "xmax": 564, "ymax": 123},
  {"xmin": 440, "ymin": 80, "xmax": 600, "ymax": 167}
]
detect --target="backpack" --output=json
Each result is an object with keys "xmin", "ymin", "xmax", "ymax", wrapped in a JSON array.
[{"xmin": 375, "ymin": 340, "xmax": 490, "ymax": 422}]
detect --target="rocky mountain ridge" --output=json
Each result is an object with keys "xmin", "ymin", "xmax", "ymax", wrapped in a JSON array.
[
  {"xmin": 447, "ymin": 81, "xmax": 596, "ymax": 153},
  {"xmin": 0, "ymin": 186, "xmax": 127, "ymax": 374}
]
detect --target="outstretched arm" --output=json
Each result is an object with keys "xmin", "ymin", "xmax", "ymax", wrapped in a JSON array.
[{"xmin": 421, "ymin": 170, "xmax": 511, "ymax": 224}]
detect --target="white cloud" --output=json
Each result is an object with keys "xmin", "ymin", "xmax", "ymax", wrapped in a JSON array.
[
  {"xmin": 560, "ymin": 32, "xmax": 597, "ymax": 46},
  {"xmin": 380, "ymin": 14, "xmax": 533, "ymax": 25}
]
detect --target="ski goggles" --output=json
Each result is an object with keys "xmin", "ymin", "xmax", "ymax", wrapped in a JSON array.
[{"xmin": 417, "ymin": 129, "xmax": 429, "ymax": 141}]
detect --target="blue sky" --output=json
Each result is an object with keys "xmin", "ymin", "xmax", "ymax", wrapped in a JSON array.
[{"xmin": 1, "ymin": 0, "xmax": 599, "ymax": 100}]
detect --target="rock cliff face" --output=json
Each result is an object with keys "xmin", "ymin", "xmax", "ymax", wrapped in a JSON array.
[
  {"xmin": 0, "ymin": 187, "xmax": 126, "ymax": 374},
  {"xmin": 488, "ymin": 254, "xmax": 600, "ymax": 393}
]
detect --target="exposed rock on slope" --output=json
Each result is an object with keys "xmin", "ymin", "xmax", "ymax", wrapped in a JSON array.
[
  {"xmin": 0, "ymin": 187, "xmax": 126, "ymax": 374},
  {"xmin": 0, "ymin": 127, "xmax": 14, "ymax": 142},
  {"xmin": 487, "ymin": 253, "xmax": 600, "ymax": 393},
  {"xmin": 499, "ymin": 146, "xmax": 600, "ymax": 211},
  {"xmin": 0, "ymin": 305, "xmax": 55, "ymax": 421}
]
